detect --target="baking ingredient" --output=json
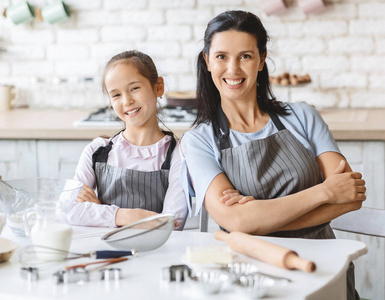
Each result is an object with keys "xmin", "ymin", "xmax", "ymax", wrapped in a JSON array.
[
  {"xmin": 215, "ymin": 230, "xmax": 316, "ymax": 272},
  {"xmin": 7, "ymin": 211, "xmax": 36, "ymax": 237},
  {"xmin": 186, "ymin": 245, "xmax": 233, "ymax": 264}
]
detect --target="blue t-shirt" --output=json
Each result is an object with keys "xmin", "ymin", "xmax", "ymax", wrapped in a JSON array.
[{"xmin": 180, "ymin": 102, "xmax": 341, "ymax": 216}]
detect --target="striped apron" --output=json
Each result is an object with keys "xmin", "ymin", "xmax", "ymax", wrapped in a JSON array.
[
  {"xmin": 213, "ymin": 107, "xmax": 359, "ymax": 299},
  {"xmin": 91, "ymin": 131, "xmax": 176, "ymax": 213}
]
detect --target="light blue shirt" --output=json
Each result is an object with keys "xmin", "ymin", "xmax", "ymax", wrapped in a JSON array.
[{"xmin": 180, "ymin": 102, "xmax": 341, "ymax": 216}]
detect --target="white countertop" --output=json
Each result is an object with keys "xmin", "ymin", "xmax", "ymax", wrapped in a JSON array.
[
  {"xmin": 0, "ymin": 225, "xmax": 367, "ymax": 300},
  {"xmin": 2, "ymin": 107, "xmax": 385, "ymax": 140}
]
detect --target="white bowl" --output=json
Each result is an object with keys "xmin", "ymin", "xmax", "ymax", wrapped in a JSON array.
[
  {"xmin": 101, "ymin": 214, "xmax": 175, "ymax": 252},
  {"xmin": 0, "ymin": 237, "xmax": 17, "ymax": 263}
]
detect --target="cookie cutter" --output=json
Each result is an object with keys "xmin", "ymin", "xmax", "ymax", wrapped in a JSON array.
[
  {"xmin": 52, "ymin": 267, "xmax": 90, "ymax": 285},
  {"xmin": 161, "ymin": 264, "xmax": 192, "ymax": 282},
  {"xmin": 20, "ymin": 267, "xmax": 39, "ymax": 282},
  {"xmin": 100, "ymin": 268, "xmax": 121, "ymax": 281}
]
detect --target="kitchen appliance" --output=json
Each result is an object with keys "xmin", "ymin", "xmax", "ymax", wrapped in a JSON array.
[
  {"xmin": 73, "ymin": 105, "xmax": 197, "ymax": 128},
  {"xmin": 73, "ymin": 92, "xmax": 197, "ymax": 128}
]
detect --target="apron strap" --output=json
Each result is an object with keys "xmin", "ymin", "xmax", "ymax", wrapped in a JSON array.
[
  {"xmin": 92, "ymin": 141, "xmax": 113, "ymax": 170},
  {"xmin": 92, "ymin": 130, "xmax": 123, "ymax": 171},
  {"xmin": 269, "ymin": 112, "xmax": 286, "ymax": 131},
  {"xmin": 213, "ymin": 106, "xmax": 231, "ymax": 150},
  {"xmin": 213, "ymin": 106, "xmax": 287, "ymax": 150},
  {"xmin": 92, "ymin": 130, "xmax": 177, "ymax": 171},
  {"xmin": 161, "ymin": 131, "xmax": 177, "ymax": 170}
]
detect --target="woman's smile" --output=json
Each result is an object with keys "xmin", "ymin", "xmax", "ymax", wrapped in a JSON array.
[
  {"xmin": 204, "ymin": 30, "xmax": 265, "ymax": 103},
  {"xmin": 223, "ymin": 78, "xmax": 246, "ymax": 88}
]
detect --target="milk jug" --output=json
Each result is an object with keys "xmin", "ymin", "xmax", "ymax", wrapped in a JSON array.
[{"xmin": 24, "ymin": 202, "xmax": 72, "ymax": 261}]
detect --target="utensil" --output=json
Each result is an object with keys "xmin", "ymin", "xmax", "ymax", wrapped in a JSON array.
[
  {"xmin": 101, "ymin": 213, "xmax": 175, "ymax": 252},
  {"xmin": 65, "ymin": 257, "xmax": 128, "ymax": 270},
  {"xmin": 0, "ymin": 237, "xmax": 17, "ymax": 263},
  {"xmin": 100, "ymin": 268, "xmax": 121, "ymax": 281},
  {"xmin": 0, "ymin": 177, "xmax": 35, "ymax": 213},
  {"xmin": 0, "ymin": 178, "xmax": 82, "ymax": 238},
  {"xmin": 18, "ymin": 244, "xmax": 135, "ymax": 267},
  {"xmin": 162, "ymin": 264, "xmax": 192, "ymax": 282},
  {"xmin": 215, "ymin": 230, "xmax": 316, "ymax": 273},
  {"xmin": 238, "ymin": 273, "xmax": 277, "ymax": 299}
]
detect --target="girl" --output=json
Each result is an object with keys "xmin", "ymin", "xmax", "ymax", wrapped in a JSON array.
[
  {"xmin": 180, "ymin": 10, "xmax": 365, "ymax": 298},
  {"xmin": 67, "ymin": 50, "xmax": 188, "ymax": 230}
]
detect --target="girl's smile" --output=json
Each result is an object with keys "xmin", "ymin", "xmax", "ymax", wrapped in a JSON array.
[{"xmin": 104, "ymin": 63, "xmax": 162, "ymax": 130}]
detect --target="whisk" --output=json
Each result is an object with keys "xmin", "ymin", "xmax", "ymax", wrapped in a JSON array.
[{"xmin": 18, "ymin": 244, "xmax": 136, "ymax": 268}]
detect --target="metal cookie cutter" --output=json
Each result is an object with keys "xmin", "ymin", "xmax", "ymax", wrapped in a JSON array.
[
  {"xmin": 20, "ymin": 267, "xmax": 39, "ymax": 282},
  {"xmin": 52, "ymin": 267, "xmax": 90, "ymax": 285},
  {"xmin": 100, "ymin": 268, "xmax": 121, "ymax": 281},
  {"xmin": 162, "ymin": 264, "xmax": 192, "ymax": 282}
]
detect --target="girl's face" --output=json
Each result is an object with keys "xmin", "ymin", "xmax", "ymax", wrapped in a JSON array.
[
  {"xmin": 204, "ymin": 30, "xmax": 266, "ymax": 104},
  {"xmin": 104, "ymin": 62, "xmax": 163, "ymax": 129}
]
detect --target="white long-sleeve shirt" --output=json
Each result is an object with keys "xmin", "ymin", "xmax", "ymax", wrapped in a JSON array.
[{"xmin": 67, "ymin": 133, "xmax": 188, "ymax": 230}]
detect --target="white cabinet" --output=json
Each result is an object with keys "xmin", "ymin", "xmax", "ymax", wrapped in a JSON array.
[
  {"xmin": 0, "ymin": 139, "xmax": 89, "ymax": 179},
  {"xmin": 36, "ymin": 140, "xmax": 90, "ymax": 178},
  {"xmin": 0, "ymin": 140, "xmax": 37, "ymax": 179}
]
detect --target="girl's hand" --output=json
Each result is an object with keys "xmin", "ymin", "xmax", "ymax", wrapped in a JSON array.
[
  {"xmin": 322, "ymin": 160, "xmax": 366, "ymax": 204},
  {"xmin": 220, "ymin": 189, "xmax": 255, "ymax": 206},
  {"xmin": 76, "ymin": 185, "xmax": 100, "ymax": 204}
]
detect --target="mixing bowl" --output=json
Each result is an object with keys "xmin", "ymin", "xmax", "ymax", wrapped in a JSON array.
[
  {"xmin": 0, "ymin": 178, "xmax": 83, "ymax": 237},
  {"xmin": 101, "ymin": 214, "xmax": 175, "ymax": 252}
]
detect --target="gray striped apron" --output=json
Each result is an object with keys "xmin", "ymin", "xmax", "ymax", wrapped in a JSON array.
[
  {"xmin": 214, "ymin": 107, "xmax": 359, "ymax": 299},
  {"xmin": 91, "ymin": 131, "xmax": 176, "ymax": 213}
]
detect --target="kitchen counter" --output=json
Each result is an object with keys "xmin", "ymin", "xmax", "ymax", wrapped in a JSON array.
[{"xmin": 1, "ymin": 107, "xmax": 385, "ymax": 140}]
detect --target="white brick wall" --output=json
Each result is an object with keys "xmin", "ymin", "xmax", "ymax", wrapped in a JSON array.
[{"xmin": 0, "ymin": 0, "xmax": 384, "ymax": 109}]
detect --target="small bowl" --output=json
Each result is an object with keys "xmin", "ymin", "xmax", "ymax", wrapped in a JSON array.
[
  {"xmin": 238, "ymin": 273, "xmax": 282, "ymax": 299},
  {"xmin": 0, "ymin": 237, "xmax": 17, "ymax": 263},
  {"xmin": 192, "ymin": 270, "xmax": 229, "ymax": 294},
  {"xmin": 226, "ymin": 262, "xmax": 259, "ymax": 283}
]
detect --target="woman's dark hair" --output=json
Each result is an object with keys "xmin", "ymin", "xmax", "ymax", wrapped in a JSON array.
[
  {"xmin": 195, "ymin": 10, "xmax": 287, "ymax": 126},
  {"xmin": 102, "ymin": 50, "xmax": 159, "ymax": 93}
]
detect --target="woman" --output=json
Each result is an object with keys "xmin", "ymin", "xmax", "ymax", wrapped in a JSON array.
[
  {"xmin": 180, "ymin": 10, "xmax": 365, "ymax": 298},
  {"xmin": 67, "ymin": 50, "xmax": 188, "ymax": 230}
]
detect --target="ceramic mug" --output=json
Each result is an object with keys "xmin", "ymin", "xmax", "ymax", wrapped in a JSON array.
[
  {"xmin": 5, "ymin": 1, "xmax": 35, "ymax": 25},
  {"xmin": 41, "ymin": 1, "xmax": 70, "ymax": 24},
  {"xmin": 0, "ymin": 85, "xmax": 18, "ymax": 111},
  {"xmin": 261, "ymin": 0, "xmax": 287, "ymax": 16},
  {"xmin": 298, "ymin": 0, "xmax": 326, "ymax": 14}
]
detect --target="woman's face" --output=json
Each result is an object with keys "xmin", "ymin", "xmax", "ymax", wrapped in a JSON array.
[
  {"xmin": 204, "ymin": 30, "xmax": 266, "ymax": 104},
  {"xmin": 105, "ymin": 62, "xmax": 163, "ymax": 129}
]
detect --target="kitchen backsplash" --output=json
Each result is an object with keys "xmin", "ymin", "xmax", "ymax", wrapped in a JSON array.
[{"xmin": 0, "ymin": 0, "xmax": 384, "ymax": 109}]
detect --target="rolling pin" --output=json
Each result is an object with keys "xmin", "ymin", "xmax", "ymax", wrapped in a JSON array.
[{"xmin": 215, "ymin": 230, "xmax": 316, "ymax": 273}]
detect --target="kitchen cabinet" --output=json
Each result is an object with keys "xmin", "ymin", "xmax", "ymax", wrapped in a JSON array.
[
  {"xmin": 0, "ymin": 139, "xmax": 89, "ymax": 179},
  {"xmin": 0, "ymin": 140, "xmax": 37, "ymax": 178}
]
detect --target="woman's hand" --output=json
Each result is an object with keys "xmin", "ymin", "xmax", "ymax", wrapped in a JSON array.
[
  {"xmin": 322, "ymin": 160, "xmax": 366, "ymax": 204},
  {"xmin": 220, "ymin": 189, "xmax": 255, "ymax": 206},
  {"xmin": 76, "ymin": 185, "xmax": 100, "ymax": 204}
]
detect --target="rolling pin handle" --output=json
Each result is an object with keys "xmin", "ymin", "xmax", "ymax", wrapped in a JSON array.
[{"xmin": 284, "ymin": 251, "xmax": 316, "ymax": 273}]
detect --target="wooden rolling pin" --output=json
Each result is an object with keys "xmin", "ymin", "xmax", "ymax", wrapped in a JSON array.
[{"xmin": 215, "ymin": 230, "xmax": 316, "ymax": 273}]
